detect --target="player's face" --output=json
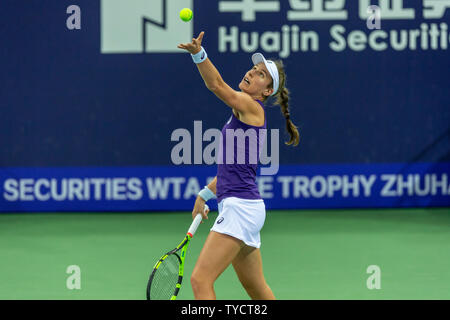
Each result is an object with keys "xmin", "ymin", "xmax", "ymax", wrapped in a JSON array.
[{"xmin": 239, "ymin": 63, "xmax": 274, "ymax": 98}]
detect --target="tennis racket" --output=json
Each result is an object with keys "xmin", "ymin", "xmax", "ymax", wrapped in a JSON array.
[{"xmin": 146, "ymin": 204, "xmax": 208, "ymax": 300}]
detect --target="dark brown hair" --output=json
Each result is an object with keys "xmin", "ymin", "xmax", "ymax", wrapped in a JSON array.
[{"xmin": 265, "ymin": 60, "xmax": 300, "ymax": 146}]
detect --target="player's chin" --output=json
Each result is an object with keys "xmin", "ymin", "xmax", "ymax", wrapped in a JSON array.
[{"xmin": 238, "ymin": 80, "xmax": 247, "ymax": 91}]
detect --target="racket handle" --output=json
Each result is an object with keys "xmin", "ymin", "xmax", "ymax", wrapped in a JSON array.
[{"xmin": 187, "ymin": 204, "xmax": 208, "ymax": 238}]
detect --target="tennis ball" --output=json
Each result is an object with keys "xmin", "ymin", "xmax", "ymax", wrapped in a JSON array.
[{"xmin": 179, "ymin": 8, "xmax": 193, "ymax": 22}]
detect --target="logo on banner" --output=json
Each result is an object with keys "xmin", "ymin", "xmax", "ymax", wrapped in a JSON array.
[{"xmin": 100, "ymin": 0, "xmax": 193, "ymax": 54}]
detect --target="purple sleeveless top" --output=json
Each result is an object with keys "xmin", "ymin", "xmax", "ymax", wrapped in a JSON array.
[{"xmin": 216, "ymin": 100, "xmax": 267, "ymax": 203}]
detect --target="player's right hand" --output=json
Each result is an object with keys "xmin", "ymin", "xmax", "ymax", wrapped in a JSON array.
[{"xmin": 192, "ymin": 196, "xmax": 209, "ymax": 222}]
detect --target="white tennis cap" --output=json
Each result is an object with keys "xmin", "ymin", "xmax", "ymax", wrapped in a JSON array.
[{"xmin": 251, "ymin": 53, "xmax": 279, "ymax": 96}]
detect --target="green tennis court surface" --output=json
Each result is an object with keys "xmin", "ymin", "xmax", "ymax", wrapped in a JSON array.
[{"xmin": 0, "ymin": 208, "xmax": 449, "ymax": 300}]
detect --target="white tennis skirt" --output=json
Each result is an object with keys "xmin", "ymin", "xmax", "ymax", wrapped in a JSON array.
[{"xmin": 210, "ymin": 196, "xmax": 266, "ymax": 248}]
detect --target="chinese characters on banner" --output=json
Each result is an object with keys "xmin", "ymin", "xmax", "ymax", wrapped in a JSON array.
[
  {"xmin": 218, "ymin": 0, "xmax": 450, "ymax": 21},
  {"xmin": 216, "ymin": 0, "xmax": 450, "ymax": 54}
]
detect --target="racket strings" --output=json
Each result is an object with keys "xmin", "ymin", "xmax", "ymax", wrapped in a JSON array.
[{"xmin": 149, "ymin": 254, "xmax": 180, "ymax": 300}]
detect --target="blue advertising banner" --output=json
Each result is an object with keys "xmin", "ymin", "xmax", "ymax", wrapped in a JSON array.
[
  {"xmin": 1, "ymin": 1, "xmax": 449, "ymax": 212},
  {"xmin": 1, "ymin": 163, "xmax": 449, "ymax": 212}
]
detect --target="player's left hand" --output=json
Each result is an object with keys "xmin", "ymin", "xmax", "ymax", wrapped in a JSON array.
[{"xmin": 177, "ymin": 31, "xmax": 204, "ymax": 55}]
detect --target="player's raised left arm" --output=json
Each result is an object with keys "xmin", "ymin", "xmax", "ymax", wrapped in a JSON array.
[{"xmin": 177, "ymin": 32, "xmax": 254, "ymax": 114}]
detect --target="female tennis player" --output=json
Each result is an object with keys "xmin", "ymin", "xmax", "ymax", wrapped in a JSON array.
[{"xmin": 178, "ymin": 31, "xmax": 299, "ymax": 300}]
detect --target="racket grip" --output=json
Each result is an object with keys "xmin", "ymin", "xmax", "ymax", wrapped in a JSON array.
[{"xmin": 187, "ymin": 204, "xmax": 208, "ymax": 238}]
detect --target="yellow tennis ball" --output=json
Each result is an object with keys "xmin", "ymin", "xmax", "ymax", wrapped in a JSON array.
[{"xmin": 179, "ymin": 8, "xmax": 193, "ymax": 22}]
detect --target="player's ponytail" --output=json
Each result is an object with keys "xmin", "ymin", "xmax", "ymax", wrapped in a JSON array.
[{"xmin": 273, "ymin": 61, "xmax": 300, "ymax": 147}]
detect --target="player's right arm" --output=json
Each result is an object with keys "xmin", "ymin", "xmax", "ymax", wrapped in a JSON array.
[
  {"xmin": 192, "ymin": 177, "xmax": 216, "ymax": 221},
  {"xmin": 206, "ymin": 176, "xmax": 217, "ymax": 195}
]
